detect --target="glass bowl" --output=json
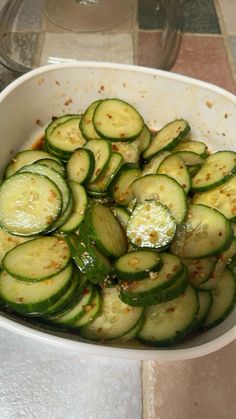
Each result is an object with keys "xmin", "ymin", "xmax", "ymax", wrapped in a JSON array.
[{"xmin": 0, "ymin": 0, "xmax": 182, "ymax": 74}]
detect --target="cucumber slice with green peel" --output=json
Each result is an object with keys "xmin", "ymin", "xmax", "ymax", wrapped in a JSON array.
[
  {"xmin": 65, "ymin": 234, "xmax": 113, "ymax": 284},
  {"xmin": 79, "ymin": 100, "xmax": 102, "ymax": 140},
  {"xmin": 173, "ymin": 140, "xmax": 208, "ymax": 157},
  {"xmin": 59, "ymin": 181, "xmax": 87, "ymax": 233},
  {"xmin": 84, "ymin": 202, "xmax": 127, "ymax": 257},
  {"xmin": 0, "ymin": 172, "xmax": 62, "ymax": 236},
  {"xmin": 194, "ymin": 291, "xmax": 213, "ymax": 329},
  {"xmin": 188, "ymin": 164, "xmax": 202, "ymax": 177},
  {"xmin": 80, "ymin": 286, "xmax": 143, "ymax": 341},
  {"xmin": 108, "ymin": 163, "xmax": 141, "ymax": 206},
  {"xmin": 88, "ymin": 152, "xmax": 123, "ymax": 193},
  {"xmin": 131, "ymin": 174, "xmax": 187, "ymax": 224},
  {"xmin": 173, "ymin": 151, "xmax": 205, "ymax": 166},
  {"xmin": 171, "ymin": 204, "xmax": 233, "ymax": 259},
  {"xmin": 204, "ymin": 268, "xmax": 236, "ymax": 329},
  {"xmin": 158, "ymin": 154, "xmax": 191, "ymax": 193},
  {"xmin": 134, "ymin": 124, "xmax": 151, "ymax": 154},
  {"xmin": 36, "ymin": 158, "xmax": 66, "ymax": 177},
  {"xmin": 4, "ymin": 150, "xmax": 60, "ymax": 178},
  {"xmin": 3, "ymin": 236, "xmax": 70, "ymax": 282},
  {"xmin": 111, "ymin": 206, "xmax": 130, "ymax": 229},
  {"xmin": 19, "ymin": 163, "xmax": 71, "ymax": 227},
  {"xmin": 52, "ymin": 284, "xmax": 93, "ymax": 325},
  {"xmin": 72, "ymin": 289, "xmax": 101, "ymax": 328},
  {"xmin": 0, "ymin": 227, "xmax": 35, "ymax": 268},
  {"xmin": 66, "ymin": 148, "xmax": 95, "ymax": 185},
  {"xmin": 0, "ymin": 263, "xmax": 73, "ymax": 315},
  {"xmin": 93, "ymin": 99, "xmax": 144, "ymax": 142},
  {"xmin": 127, "ymin": 200, "xmax": 176, "ymax": 249},
  {"xmin": 183, "ymin": 257, "xmax": 217, "ymax": 288},
  {"xmin": 43, "ymin": 269, "xmax": 80, "ymax": 318},
  {"xmin": 115, "ymin": 250, "xmax": 162, "ymax": 280},
  {"xmin": 45, "ymin": 116, "xmax": 86, "ymax": 156},
  {"xmin": 120, "ymin": 267, "xmax": 188, "ymax": 307},
  {"xmin": 119, "ymin": 253, "xmax": 184, "ymax": 297},
  {"xmin": 111, "ymin": 141, "xmax": 140, "ymax": 165},
  {"xmin": 193, "ymin": 176, "xmax": 236, "ymax": 221},
  {"xmin": 137, "ymin": 285, "xmax": 199, "ymax": 346},
  {"xmin": 118, "ymin": 314, "xmax": 144, "ymax": 341},
  {"xmin": 142, "ymin": 119, "xmax": 190, "ymax": 161},
  {"xmin": 191, "ymin": 151, "xmax": 236, "ymax": 192},
  {"xmin": 84, "ymin": 139, "xmax": 111, "ymax": 182},
  {"xmin": 142, "ymin": 151, "xmax": 171, "ymax": 176}
]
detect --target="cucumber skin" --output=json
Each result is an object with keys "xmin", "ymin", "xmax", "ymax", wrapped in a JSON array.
[
  {"xmin": 137, "ymin": 286, "xmax": 199, "ymax": 346},
  {"xmin": 119, "ymin": 267, "xmax": 188, "ymax": 307},
  {"xmin": 65, "ymin": 233, "xmax": 113, "ymax": 284},
  {"xmin": 107, "ymin": 163, "xmax": 141, "ymax": 203},
  {"xmin": 0, "ymin": 265, "xmax": 73, "ymax": 315},
  {"xmin": 114, "ymin": 251, "xmax": 163, "ymax": 281}
]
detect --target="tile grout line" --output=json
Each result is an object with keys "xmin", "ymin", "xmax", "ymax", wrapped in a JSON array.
[{"xmin": 214, "ymin": 0, "xmax": 236, "ymax": 85}]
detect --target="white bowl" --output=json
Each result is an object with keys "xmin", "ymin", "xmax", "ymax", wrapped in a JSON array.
[{"xmin": 0, "ymin": 62, "xmax": 235, "ymax": 361}]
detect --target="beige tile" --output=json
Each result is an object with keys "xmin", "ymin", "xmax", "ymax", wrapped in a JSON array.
[
  {"xmin": 218, "ymin": 0, "xmax": 236, "ymax": 34},
  {"xmin": 142, "ymin": 341, "xmax": 236, "ymax": 419},
  {"xmin": 40, "ymin": 32, "xmax": 134, "ymax": 65}
]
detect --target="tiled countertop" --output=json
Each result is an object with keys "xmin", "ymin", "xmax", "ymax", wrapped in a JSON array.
[{"xmin": 0, "ymin": 1, "xmax": 235, "ymax": 419}]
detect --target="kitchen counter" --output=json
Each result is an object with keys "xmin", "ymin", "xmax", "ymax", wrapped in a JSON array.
[{"xmin": 0, "ymin": 1, "xmax": 235, "ymax": 418}]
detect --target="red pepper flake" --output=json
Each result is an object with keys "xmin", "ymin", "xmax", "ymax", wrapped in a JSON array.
[
  {"xmin": 82, "ymin": 287, "xmax": 90, "ymax": 295},
  {"xmin": 224, "ymin": 113, "xmax": 228, "ymax": 119},
  {"xmin": 64, "ymin": 98, "xmax": 73, "ymax": 106},
  {"xmin": 106, "ymin": 114, "xmax": 112, "ymax": 119},
  {"xmin": 166, "ymin": 307, "xmax": 175, "ymax": 313},
  {"xmin": 100, "ymin": 85, "xmax": 105, "ymax": 91},
  {"xmin": 55, "ymin": 80, "xmax": 60, "ymax": 86},
  {"xmin": 219, "ymin": 231, "xmax": 223, "ymax": 236}
]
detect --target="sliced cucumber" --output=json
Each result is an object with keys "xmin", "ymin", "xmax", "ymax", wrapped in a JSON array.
[
  {"xmin": 111, "ymin": 206, "xmax": 130, "ymax": 229},
  {"xmin": 127, "ymin": 200, "xmax": 176, "ymax": 249},
  {"xmin": 66, "ymin": 148, "xmax": 95, "ymax": 185},
  {"xmin": 52, "ymin": 284, "xmax": 93, "ymax": 325},
  {"xmin": 43, "ymin": 269, "xmax": 80, "ymax": 317},
  {"xmin": 142, "ymin": 151, "xmax": 171, "ymax": 176},
  {"xmin": 172, "ymin": 151, "xmax": 205, "ymax": 167},
  {"xmin": 115, "ymin": 250, "xmax": 162, "ymax": 280},
  {"xmin": 45, "ymin": 116, "xmax": 86, "ymax": 156},
  {"xmin": 84, "ymin": 202, "xmax": 127, "ymax": 257},
  {"xmin": 204, "ymin": 268, "xmax": 235, "ymax": 329},
  {"xmin": 19, "ymin": 163, "xmax": 71, "ymax": 230},
  {"xmin": 72, "ymin": 289, "xmax": 101, "ymax": 328},
  {"xmin": 59, "ymin": 181, "xmax": 87, "ymax": 233},
  {"xmin": 158, "ymin": 154, "xmax": 191, "ymax": 193},
  {"xmin": 0, "ymin": 263, "xmax": 73, "ymax": 314},
  {"xmin": 93, "ymin": 99, "xmax": 144, "ymax": 142},
  {"xmin": 173, "ymin": 140, "xmax": 208, "ymax": 157},
  {"xmin": 119, "ymin": 253, "xmax": 183, "ymax": 297},
  {"xmin": 79, "ymin": 100, "xmax": 102, "ymax": 140},
  {"xmin": 3, "ymin": 236, "xmax": 70, "ymax": 282},
  {"xmin": 0, "ymin": 227, "xmax": 34, "ymax": 268},
  {"xmin": 134, "ymin": 124, "xmax": 151, "ymax": 153},
  {"xmin": 88, "ymin": 152, "xmax": 123, "ymax": 192},
  {"xmin": 0, "ymin": 172, "xmax": 62, "ymax": 235},
  {"xmin": 36, "ymin": 158, "xmax": 65, "ymax": 177},
  {"xmin": 143, "ymin": 119, "xmax": 190, "ymax": 161},
  {"xmin": 65, "ymin": 234, "xmax": 112, "ymax": 284},
  {"xmin": 171, "ymin": 204, "xmax": 233, "ymax": 259},
  {"xmin": 183, "ymin": 257, "xmax": 217, "ymax": 288},
  {"xmin": 4, "ymin": 150, "xmax": 60, "ymax": 178},
  {"xmin": 194, "ymin": 291, "xmax": 212, "ymax": 329},
  {"xmin": 108, "ymin": 163, "xmax": 141, "ymax": 206},
  {"xmin": 111, "ymin": 141, "xmax": 140, "ymax": 164},
  {"xmin": 131, "ymin": 174, "xmax": 187, "ymax": 224},
  {"xmin": 138, "ymin": 285, "xmax": 199, "ymax": 345},
  {"xmin": 84, "ymin": 139, "xmax": 111, "ymax": 182},
  {"xmin": 120, "ymin": 267, "xmax": 188, "ymax": 307},
  {"xmin": 191, "ymin": 151, "xmax": 236, "ymax": 192},
  {"xmin": 80, "ymin": 286, "xmax": 143, "ymax": 341},
  {"xmin": 193, "ymin": 175, "xmax": 236, "ymax": 221}
]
